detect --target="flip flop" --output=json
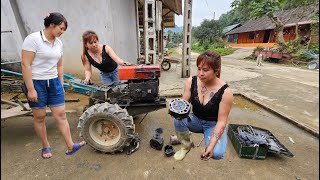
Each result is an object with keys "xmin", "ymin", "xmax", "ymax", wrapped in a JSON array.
[
  {"xmin": 65, "ymin": 142, "xmax": 86, "ymax": 156},
  {"xmin": 41, "ymin": 147, "xmax": 52, "ymax": 159}
]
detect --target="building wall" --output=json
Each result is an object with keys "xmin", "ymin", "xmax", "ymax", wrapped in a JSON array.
[
  {"xmin": 235, "ymin": 25, "xmax": 312, "ymax": 44},
  {"xmin": 1, "ymin": 0, "xmax": 138, "ymax": 77},
  {"xmin": 1, "ymin": 0, "xmax": 24, "ymax": 63}
]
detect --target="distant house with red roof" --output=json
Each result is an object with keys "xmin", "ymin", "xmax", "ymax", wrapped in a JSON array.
[{"xmin": 225, "ymin": 4, "xmax": 319, "ymax": 47}]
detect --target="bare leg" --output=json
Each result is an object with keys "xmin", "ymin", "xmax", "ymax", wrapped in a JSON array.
[
  {"xmin": 32, "ymin": 108, "xmax": 52, "ymax": 158},
  {"xmin": 50, "ymin": 105, "xmax": 85, "ymax": 152}
]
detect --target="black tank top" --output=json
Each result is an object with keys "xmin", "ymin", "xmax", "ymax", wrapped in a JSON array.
[
  {"xmin": 85, "ymin": 45, "xmax": 118, "ymax": 73},
  {"xmin": 190, "ymin": 76, "xmax": 229, "ymax": 121}
]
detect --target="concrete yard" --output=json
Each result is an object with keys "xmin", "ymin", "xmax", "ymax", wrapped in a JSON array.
[
  {"xmin": 1, "ymin": 48, "xmax": 319, "ymax": 179},
  {"xmin": 1, "ymin": 96, "xmax": 318, "ymax": 179}
]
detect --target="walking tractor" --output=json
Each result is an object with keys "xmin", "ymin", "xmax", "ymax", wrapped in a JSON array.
[
  {"xmin": 76, "ymin": 64, "xmax": 166, "ymax": 155},
  {"xmin": 1, "ymin": 64, "xmax": 166, "ymax": 155}
]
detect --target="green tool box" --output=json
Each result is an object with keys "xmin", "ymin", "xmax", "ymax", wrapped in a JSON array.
[{"xmin": 228, "ymin": 124, "xmax": 294, "ymax": 160}]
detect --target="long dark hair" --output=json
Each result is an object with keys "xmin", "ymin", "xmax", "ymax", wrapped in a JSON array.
[
  {"xmin": 43, "ymin": 12, "xmax": 68, "ymax": 30},
  {"xmin": 81, "ymin": 30, "xmax": 99, "ymax": 65},
  {"xmin": 196, "ymin": 51, "xmax": 221, "ymax": 78}
]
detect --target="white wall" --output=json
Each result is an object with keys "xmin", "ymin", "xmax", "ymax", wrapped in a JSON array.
[
  {"xmin": 1, "ymin": 0, "xmax": 24, "ymax": 62},
  {"xmin": 1, "ymin": 0, "xmax": 138, "ymax": 78}
]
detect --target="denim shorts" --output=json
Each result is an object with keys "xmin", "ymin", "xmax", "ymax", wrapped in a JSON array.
[
  {"xmin": 100, "ymin": 67, "xmax": 120, "ymax": 86},
  {"xmin": 23, "ymin": 77, "xmax": 65, "ymax": 109}
]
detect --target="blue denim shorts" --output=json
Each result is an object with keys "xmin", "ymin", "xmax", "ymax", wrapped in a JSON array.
[
  {"xmin": 100, "ymin": 67, "xmax": 120, "ymax": 86},
  {"xmin": 23, "ymin": 77, "xmax": 65, "ymax": 109}
]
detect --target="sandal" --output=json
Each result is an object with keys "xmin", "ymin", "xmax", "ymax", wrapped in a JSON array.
[
  {"xmin": 66, "ymin": 142, "xmax": 86, "ymax": 156},
  {"xmin": 41, "ymin": 147, "xmax": 52, "ymax": 159}
]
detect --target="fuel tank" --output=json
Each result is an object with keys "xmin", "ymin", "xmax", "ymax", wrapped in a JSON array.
[{"xmin": 118, "ymin": 64, "xmax": 161, "ymax": 80}]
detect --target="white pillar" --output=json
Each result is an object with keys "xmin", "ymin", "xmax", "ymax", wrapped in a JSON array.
[
  {"xmin": 135, "ymin": 0, "xmax": 141, "ymax": 60},
  {"xmin": 181, "ymin": 0, "xmax": 192, "ymax": 78},
  {"xmin": 143, "ymin": 0, "xmax": 156, "ymax": 64}
]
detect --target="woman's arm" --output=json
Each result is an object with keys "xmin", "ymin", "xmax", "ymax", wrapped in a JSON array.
[
  {"xmin": 82, "ymin": 55, "xmax": 92, "ymax": 84},
  {"xmin": 57, "ymin": 57, "xmax": 64, "ymax": 85},
  {"xmin": 202, "ymin": 88, "xmax": 234, "ymax": 160},
  {"xmin": 105, "ymin": 46, "xmax": 128, "ymax": 65},
  {"xmin": 21, "ymin": 50, "xmax": 37, "ymax": 102},
  {"xmin": 182, "ymin": 77, "xmax": 192, "ymax": 102}
]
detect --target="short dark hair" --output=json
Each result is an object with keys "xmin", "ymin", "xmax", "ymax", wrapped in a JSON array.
[
  {"xmin": 43, "ymin": 12, "xmax": 68, "ymax": 30},
  {"xmin": 196, "ymin": 51, "xmax": 221, "ymax": 78}
]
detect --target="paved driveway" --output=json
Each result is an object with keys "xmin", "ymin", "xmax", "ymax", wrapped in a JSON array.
[{"xmin": 160, "ymin": 48, "xmax": 319, "ymax": 133}]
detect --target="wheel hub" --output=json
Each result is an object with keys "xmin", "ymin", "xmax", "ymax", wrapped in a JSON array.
[{"xmin": 89, "ymin": 118, "xmax": 121, "ymax": 146}]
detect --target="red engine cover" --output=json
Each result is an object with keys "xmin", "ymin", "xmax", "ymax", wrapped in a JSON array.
[{"xmin": 118, "ymin": 64, "xmax": 161, "ymax": 80}]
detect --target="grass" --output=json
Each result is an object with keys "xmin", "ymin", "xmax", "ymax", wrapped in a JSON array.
[
  {"xmin": 167, "ymin": 48, "xmax": 177, "ymax": 55},
  {"xmin": 191, "ymin": 43, "xmax": 238, "ymax": 56}
]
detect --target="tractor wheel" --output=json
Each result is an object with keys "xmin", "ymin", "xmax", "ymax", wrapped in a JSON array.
[
  {"xmin": 78, "ymin": 102, "xmax": 135, "ymax": 153},
  {"xmin": 161, "ymin": 60, "xmax": 171, "ymax": 71}
]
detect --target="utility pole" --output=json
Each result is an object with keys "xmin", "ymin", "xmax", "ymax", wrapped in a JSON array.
[
  {"xmin": 181, "ymin": 0, "xmax": 192, "ymax": 78},
  {"xmin": 144, "ymin": 0, "xmax": 156, "ymax": 64}
]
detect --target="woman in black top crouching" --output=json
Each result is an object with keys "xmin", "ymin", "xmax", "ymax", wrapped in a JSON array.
[{"xmin": 172, "ymin": 51, "xmax": 234, "ymax": 161}]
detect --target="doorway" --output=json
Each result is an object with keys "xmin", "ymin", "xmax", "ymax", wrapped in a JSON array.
[{"xmin": 263, "ymin": 30, "xmax": 271, "ymax": 43}]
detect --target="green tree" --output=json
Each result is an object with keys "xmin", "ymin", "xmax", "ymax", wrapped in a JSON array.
[
  {"xmin": 193, "ymin": 19, "xmax": 223, "ymax": 48},
  {"xmin": 166, "ymin": 31, "xmax": 183, "ymax": 48},
  {"xmin": 219, "ymin": 9, "xmax": 249, "ymax": 27}
]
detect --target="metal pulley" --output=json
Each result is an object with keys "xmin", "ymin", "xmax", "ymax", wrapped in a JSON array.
[{"xmin": 168, "ymin": 98, "xmax": 191, "ymax": 120}]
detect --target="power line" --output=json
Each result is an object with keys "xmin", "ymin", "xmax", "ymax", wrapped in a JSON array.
[{"xmin": 203, "ymin": 0, "xmax": 215, "ymax": 19}]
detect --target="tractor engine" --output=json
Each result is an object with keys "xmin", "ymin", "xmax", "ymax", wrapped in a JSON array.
[
  {"xmin": 117, "ymin": 64, "xmax": 160, "ymax": 103},
  {"xmin": 87, "ymin": 65, "xmax": 165, "ymax": 115}
]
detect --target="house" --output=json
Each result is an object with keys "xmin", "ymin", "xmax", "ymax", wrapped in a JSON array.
[
  {"xmin": 222, "ymin": 23, "xmax": 242, "ymax": 42},
  {"xmin": 226, "ymin": 4, "xmax": 319, "ymax": 47}
]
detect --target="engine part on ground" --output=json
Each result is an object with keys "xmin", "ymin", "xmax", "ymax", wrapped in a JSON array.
[
  {"xmin": 150, "ymin": 134, "xmax": 164, "ymax": 151},
  {"xmin": 78, "ymin": 102, "xmax": 136, "ymax": 153},
  {"xmin": 124, "ymin": 133, "xmax": 141, "ymax": 155},
  {"xmin": 155, "ymin": 128, "xmax": 163, "ymax": 134},
  {"xmin": 164, "ymin": 145, "xmax": 175, "ymax": 157},
  {"xmin": 169, "ymin": 135, "xmax": 181, "ymax": 145},
  {"xmin": 168, "ymin": 98, "xmax": 191, "ymax": 120},
  {"xmin": 150, "ymin": 128, "xmax": 164, "ymax": 151},
  {"xmin": 161, "ymin": 60, "xmax": 171, "ymax": 71}
]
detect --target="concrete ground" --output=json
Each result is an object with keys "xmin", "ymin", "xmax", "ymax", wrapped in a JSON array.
[
  {"xmin": 1, "ymin": 48, "xmax": 319, "ymax": 179},
  {"xmin": 160, "ymin": 48, "xmax": 319, "ymax": 134}
]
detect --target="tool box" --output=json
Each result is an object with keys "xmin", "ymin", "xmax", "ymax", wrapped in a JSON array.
[{"xmin": 228, "ymin": 124, "xmax": 294, "ymax": 160}]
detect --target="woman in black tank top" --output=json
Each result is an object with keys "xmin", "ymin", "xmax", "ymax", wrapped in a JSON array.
[
  {"xmin": 80, "ymin": 30, "xmax": 130, "ymax": 85},
  {"xmin": 171, "ymin": 51, "xmax": 234, "ymax": 161}
]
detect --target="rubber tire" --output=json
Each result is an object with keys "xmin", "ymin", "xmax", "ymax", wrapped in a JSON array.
[
  {"xmin": 307, "ymin": 60, "xmax": 319, "ymax": 70},
  {"xmin": 161, "ymin": 60, "xmax": 171, "ymax": 71},
  {"xmin": 78, "ymin": 102, "xmax": 134, "ymax": 153}
]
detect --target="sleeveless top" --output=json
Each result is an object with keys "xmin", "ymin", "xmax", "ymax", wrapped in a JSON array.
[
  {"xmin": 190, "ymin": 76, "xmax": 229, "ymax": 121},
  {"xmin": 85, "ymin": 45, "xmax": 117, "ymax": 73}
]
